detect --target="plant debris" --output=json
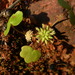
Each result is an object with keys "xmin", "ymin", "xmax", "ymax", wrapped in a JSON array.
[{"xmin": 0, "ymin": 0, "xmax": 75, "ymax": 75}]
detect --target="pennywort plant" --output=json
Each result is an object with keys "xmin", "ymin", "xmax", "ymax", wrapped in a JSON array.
[
  {"xmin": 4, "ymin": 11, "xmax": 23, "ymax": 36},
  {"xmin": 36, "ymin": 24, "xmax": 55, "ymax": 44},
  {"xmin": 20, "ymin": 46, "xmax": 41, "ymax": 63},
  {"xmin": 58, "ymin": 0, "xmax": 75, "ymax": 25}
]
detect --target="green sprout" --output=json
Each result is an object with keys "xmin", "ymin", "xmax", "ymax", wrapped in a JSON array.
[
  {"xmin": 36, "ymin": 24, "xmax": 55, "ymax": 44},
  {"xmin": 20, "ymin": 46, "xmax": 41, "ymax": 63},
  {"xmin": 4, "ymin": 11, "xmax": 23, "ymax": 36}
]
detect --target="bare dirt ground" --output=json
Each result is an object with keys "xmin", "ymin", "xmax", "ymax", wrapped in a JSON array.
[
  {"xmin": 29, "ymin": 0, "xmax": 75, "ymax": 45},
  {"xmin": 0, "ymin": 0, "xmax": 75, "ymax": 75}
]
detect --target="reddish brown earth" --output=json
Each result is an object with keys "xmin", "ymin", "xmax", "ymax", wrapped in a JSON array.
[
  {"xmin": 0, "ymin": 0, "xmax": 75, "ymax": 75},
  {"xmin": 0, "ymin": 0, "xmax": 8, "ymax": 10},
  {"xmin": 29, "ymin": 0, "xmax": 75, "ymax": 45},
  {"xmin": 0, "ymin": 0, "xmax": 15, "ymax": 10}
]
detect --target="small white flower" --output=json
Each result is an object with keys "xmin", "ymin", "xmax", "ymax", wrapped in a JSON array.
[{"xmin": 25, "ymin": 30, "xmax": 33, "ymax": 42}]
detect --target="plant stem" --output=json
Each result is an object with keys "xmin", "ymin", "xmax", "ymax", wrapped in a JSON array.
[
  {"xmin": 7, "ymin": 0, "xmax": 21, "ymax": 10},
  {"xmin": 0, "ymin": 0, "xmax": 21, "ymax": 17},
  {"xmin": 52, "ymin": 18, "xmax": 69, "ymax": 27},
  {"xmin": 12, "ymin": 26, "xmax": 25, "ymax": 35}
]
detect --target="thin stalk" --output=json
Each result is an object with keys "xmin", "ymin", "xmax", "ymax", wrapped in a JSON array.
[
  {"xmin": 52, "ymin": 18, "xmax": 69, "ymax": 28},
  {"xmin": 12, "ymin": 26, "xmax": 25, "ymax": 35},
  {"xmin": 7, "ymin": 0, "xmax": 21, "ymax": 10},
  {"xmin": 0, "ymin": 0, "xmax": 21, "ymax": 17}
]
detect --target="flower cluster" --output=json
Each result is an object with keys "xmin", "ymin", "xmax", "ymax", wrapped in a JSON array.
[
  {"xmin": 25, "ymin": 30, "xmax": 33, "ymax": 42},
  {"xmin": 36, "ymin": 24, "xmax": 55, "ymax": 44}
]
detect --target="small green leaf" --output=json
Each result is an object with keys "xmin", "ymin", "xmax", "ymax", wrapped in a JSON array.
[
  {"xmin": 25, "ymin": 50, "xmax": 41, "ymax": 63},
  {"xmin": 45, "ymin": 36, "xmax": 49, "ymax": 40},
  {"xmin": 20, "ymin": 46, "xmax": 33, "ymax": 58},
  {"xmin": 42, "ymin": 24, "xmax": 45, "ymax": 28},
  {"xmin": 4, "ymin": 22, "xmax": 11, "ymax": 36},
  {"xmin": 42, "ymin": 38, "xmax": 45, "ymax": 42},
  {"xmin": 58, "ymin": 0, "xmax": 71, "ymax": 10},
  {"xmin": 46, "ymin": 26, "xmax": 49, "ymax": 30},
  {"xmin": 31, "ymin": 50, "xmax": 41, "ymax": 62},
  {"xmin": 50, "ymin": 31, "xmax": 55, "ymax": 35},
  {"xmin": 9, "ymin": 11, "xmax": 23, "ymax": 26},
  {"xmin": 49, "ymin": 36, "xmax": 53, "ymax": 39},
  {"xmin": 4, "ymin": 11, "xmax": 23, "ymax": 36},
  {"xmin": 69, "ymin": 10, "xmax": 75, "ymax": 25},
  {"xmin": 45, "ymin": 40, "xmax": 47, "ymax": 44},
  {"xmin": 36, "ymin": 27, "xmax": 39, "ymax": 31},
  {"xmin": 20, "ymin": 46, "xmax": 41, "ymax": 63},
  {"xmin": 36, "ymin": 35, "xmax": 40, "ymax": 38},
  {"xmin": 24, "ymin": 53, "xmax": 32, "ymax": 63}
]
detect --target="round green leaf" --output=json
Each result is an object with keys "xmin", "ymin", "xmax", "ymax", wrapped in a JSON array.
[
  {"xmin": 20, "ymin": 46, "xmax": 33, "ymax": 58},
  {"xmin": 20, "ymin": 46, "xmax": 41, "ymax": 63},
  {"xmin": 25, "ymin": 50, "xmax": 41, "ymax": 63},
  {"xmin": 31, "ymin": 50, "xmax": 41, "ymax": 62},
  {"xmin": 9, "ymin": 11, "xmax": 23, "ymax": 26},
  {"xmin": 24, "ymin": 53, "xmax": 32, "ymax": 63}
]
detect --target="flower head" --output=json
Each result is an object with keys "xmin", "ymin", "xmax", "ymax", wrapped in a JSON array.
[
  {"xmin": 36, "ymin": 24, "xmax": 55, "ymax": 44},
  {"xmin": 25, "ymin": 30, "xmax": 33, "ymax": 42}
]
